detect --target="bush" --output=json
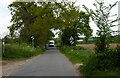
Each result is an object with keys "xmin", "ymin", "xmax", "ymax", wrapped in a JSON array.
[
  {"xmin": 115, "ymin": 45, "xmax": 120, "ymax": 66},
  {"xmin": 2, "ymin": 43, "xmax": 45, "ymax": 60},
  {"xmin": 79, "ymin": 48, "xmax": 120, "ymax": 76},
  {"xmin": 59, "ymin": 46, "xmax": 120, "ymax": 76},
  {"xmin": 79, "ymin": 54, "xmax": 99, "ymax": 76}
]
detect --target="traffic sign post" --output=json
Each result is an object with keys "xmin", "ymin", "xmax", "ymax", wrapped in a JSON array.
[
  {"xmin": 70, "ymin": 36, "xmax": 74, "ymax": 51},
  {"xmin": 31, "ymin": 36, "xmax": 35, "ymax": 48},
  {"xmin": 2, "ymin": 39, "xmax": 5, "ymax": 54}
]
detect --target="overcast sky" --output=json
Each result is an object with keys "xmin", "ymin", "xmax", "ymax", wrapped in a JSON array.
[{"xmin": 0, "ymin": 0, "xmax": 120, "ymax": 38}]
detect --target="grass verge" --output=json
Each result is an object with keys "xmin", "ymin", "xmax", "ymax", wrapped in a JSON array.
[
  {"xmin": 59, "ymin": 46, "xmax": 120, "ymax": 77},
  {"xmin": 59, "ymin": 46, "xmax": 94, "ymax": 64},
  {"xmin": 2, "ymin": 43, "xmax": 45, "ymax": 60}
]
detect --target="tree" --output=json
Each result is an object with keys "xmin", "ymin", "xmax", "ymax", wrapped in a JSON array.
[
  {"xmin": 8, "ymin": 2, "xmax": 57, "ymax": 46},
  {"xmin": 74, "ymin": 11, "xmax": 93, "ymax": 42},
  {"xmin": 8, "ymin": 1, "xmax": 92, "ymax": 47},
  {"xmin": 61, "ymin": 11, "xmax": 92, "ymax": 46},
  {"xmin": 83, "ymin": 0, "xmax": 120, "ymax": 53},
  {"xmin": 61, "ymin": 27, "xmax": 78, "ymax": 46},
  {"xmin": 8, "ymin": 2, "xmax": 63, "ymax": 47}
]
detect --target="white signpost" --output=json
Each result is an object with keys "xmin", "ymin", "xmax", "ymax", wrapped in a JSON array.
[
  {"xmin": 70, "ymin": 36, "xmax": 74, "ymax": 45},
  {"xmin": 2, "ymin": 39, "xmax": 5, "ymax": 54},
  {"xmin": 70, "ymin": 36, "xmax": 74, "ymax": 51},
  {"xmin": 31, "ymin": 36, "xmax": 35, "ymax": 48}
]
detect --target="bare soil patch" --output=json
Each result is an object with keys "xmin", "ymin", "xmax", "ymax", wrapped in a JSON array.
[
  {"xmin": 76, "ymin": 44, "xmax": 95, "ymax": 51},
  {"xmin": 2, "ymin": 54, "xmax": 42, "ymax": 76},
  {"xmin": 73, "ymin": 63, "xmax": 84, "ymax": 77}
]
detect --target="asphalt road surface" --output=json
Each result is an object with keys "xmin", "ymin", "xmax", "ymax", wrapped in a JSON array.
[{"xmin": 10, "ymin": 47, "xmax": 78, "ymax": 76}]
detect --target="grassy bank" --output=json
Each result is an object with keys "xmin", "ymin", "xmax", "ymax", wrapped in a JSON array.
[
  {"xmin": 2, "ymin": 43, "xmax": 45, "ymax": 60},
  {"xmin": 59, "ymin": 46, "xmax": 94, "ymax": 64},
  {"xmin": 59, "ymin": 46, "xmax": 120, "ymax": 77}
]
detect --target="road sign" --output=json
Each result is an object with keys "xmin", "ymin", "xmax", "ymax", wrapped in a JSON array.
[
  {"xmin": 70, "ymin": 36, "xmax": 74, "ymax": 45},
  {"xmin": 2, "ymin": 39, "xmax": 5, "ymax": 54},
  {"xmin": 70, "ymin": 36, "xmax": 74, "ymax": 51},
  {"xmin": 31, "ymin": 36, "xmax": 35, "ymax": 40},
  {"xmin": 31, "ymin": 36, "xmax": 35, "ymax": 48},
  {"xmin": 70, "ymin": 41, "xmax": 74, "ymax": 45},
  {"xmin": 70, "ymin": 36, "xmax": 74, "ymax": 41}
]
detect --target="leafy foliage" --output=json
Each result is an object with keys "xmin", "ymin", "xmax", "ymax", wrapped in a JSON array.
[
  {"xmin": 8, "ymin": 1, "xmax": 93, "ymax": 47},
  {"xmin": 74, "ymin": 11, "xmax": 93, "ymax": 41},
  {"xmin": 78, "ymin": 0, "xmax": 120, "ymax": 76},
  {"xmin": 83, "ymin": 0, "xmax": 119, "ymax": 53},
  {"xmin": 59, "ymin": 45, "xmax": 120, "ymax": 76},
  {"xmin": 79, "ymin": 48, "xmax": 120, "ymax": 76},
  {"xmin": 61, "ymin": 27, "xmax": 78, "ymax": 46},
  {"xmin": 8, "ymin": 2, "xmax": 58, "ymax": 46},
  {"xmin": 61, "ymin": 11, "xmax": 93, "ymax": 46}
]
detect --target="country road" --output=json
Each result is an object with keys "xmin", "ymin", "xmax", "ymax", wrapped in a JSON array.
[{"xmin": 9, "ymin": 47, "xmax": 79, "ymax": 76}]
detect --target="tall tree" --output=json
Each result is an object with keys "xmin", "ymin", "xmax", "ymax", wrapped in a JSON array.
[
  {"xmin": 8, "ymin": 1, "xmax": 80, "ymax": 46},
  {"xmin": 74, "ymin": 11, "xmax": 93, "ymax": 42},
  {"xmin": 61, "ymin": 11, "xmax": 93, "ymax": 46},
  {"xmin": 83, "ymin": 0, "xmax": 120, "ymax": 53},
  {"xmin": 8, "ymin": 1, "xmax": 92, "ymax": 47}
]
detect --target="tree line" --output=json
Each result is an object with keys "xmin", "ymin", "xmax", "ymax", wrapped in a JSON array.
[{"xmin": 8, "ymin": 1, "xmax": 92, "ymax": 47}]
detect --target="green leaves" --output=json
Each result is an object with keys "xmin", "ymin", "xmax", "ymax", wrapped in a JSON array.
[
  {"xmin": 61, "ymin": 27, "xmax": 78, "ymax": 46},
  {"xmin": 8, "ymin": 1, "xmax": 80, "ymax": 46},
  {"xmin": 8, "ymin": 1, "xmax": 93, "ymax": 47},
  {"xmin": 74, "ymin": 11, "xmax": 93, "ymax": 41},
  {"xmin": 83, "ymin": 0, "xmax": 119, "ymax": 53}
]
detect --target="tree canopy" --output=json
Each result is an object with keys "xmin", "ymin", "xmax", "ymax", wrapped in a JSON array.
[
  {"xmin": 83, "ymin": 0, "xmax": 119, "ymax": 53},
  {"xmin": 8, "ymin": 1, "xmax": 92, "ymax": 47}
]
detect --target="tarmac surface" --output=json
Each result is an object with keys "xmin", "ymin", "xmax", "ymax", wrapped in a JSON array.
[{"xmin": 10, "ymin": 47, "xmax": 78, "ymax": 76}]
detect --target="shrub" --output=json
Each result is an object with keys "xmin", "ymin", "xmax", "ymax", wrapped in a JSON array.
[
  {"xmin": 79, "ymin": 54, "xmax": 98, "ymax": 76},
  {"xmin": 115, "ymin": 45, "xmax": 120, "ymax": 66},
  {"xmin": 60, "ymin": 46, "xmax": 120, "ymax": 76},
  {"xmin": 79, "ymin": 48, "xmax": 120, "ymax": 76}
]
